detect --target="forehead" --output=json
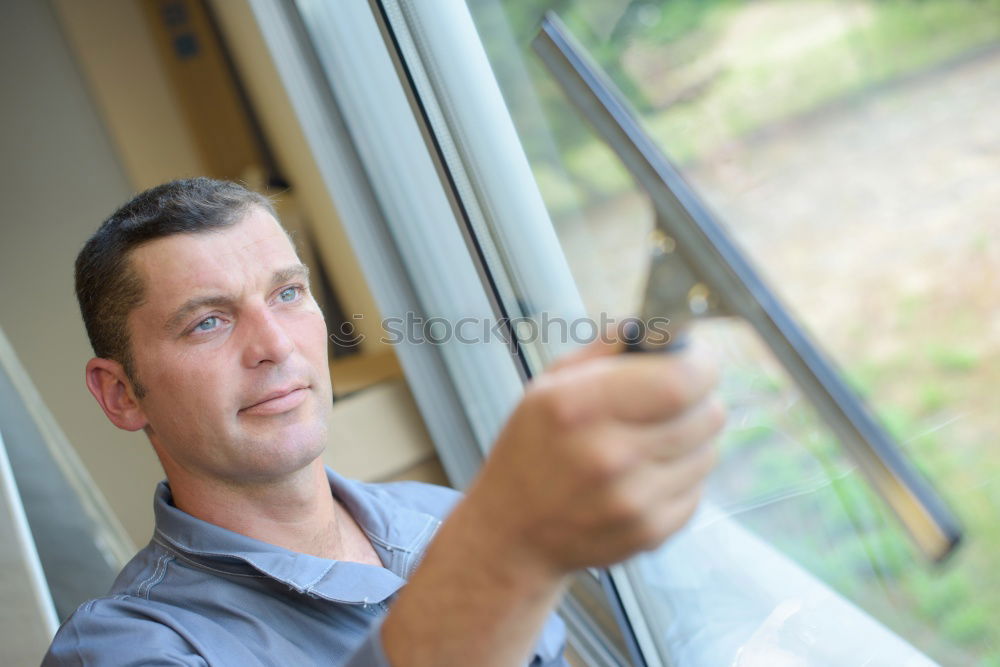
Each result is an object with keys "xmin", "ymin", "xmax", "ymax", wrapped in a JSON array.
[{"xmin": 129, "ymin": 207, "xmax": 299, "ymax": 310}]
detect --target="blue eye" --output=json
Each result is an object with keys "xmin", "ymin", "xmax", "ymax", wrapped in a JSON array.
[
  {"xmin": 195, "ymin": 316, "xmax": 219, "ymax": 332},
  {"xmin": 279, "ymin": 287, "xmax": 299, "ymax": 302}
]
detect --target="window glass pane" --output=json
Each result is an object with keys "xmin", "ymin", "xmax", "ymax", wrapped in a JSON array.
[{"xmin": 466, "ymin": 0, "xmax": 1000, "ymax": 663}]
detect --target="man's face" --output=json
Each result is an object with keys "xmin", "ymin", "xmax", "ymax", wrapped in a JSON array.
[{"xmin": 124, "ymin": 207, "xmax": 332, "ymax": 484}]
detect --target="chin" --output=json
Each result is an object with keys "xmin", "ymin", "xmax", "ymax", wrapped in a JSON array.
[
  {"xmin": 233, "ymin": 421, "xmax": 328, "ymax": 482},
  {"xmin": 275, "ymin": 421, "xmax": 328, "ymax": 468}
]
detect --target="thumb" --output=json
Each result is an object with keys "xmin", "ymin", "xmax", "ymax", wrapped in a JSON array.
[{"xmin": 546, "ymin": 323, "xmax": 623, "ymax": 373}]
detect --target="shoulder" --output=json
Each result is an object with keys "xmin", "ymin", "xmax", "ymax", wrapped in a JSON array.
[
  {"xmin": 44, "ymin": 542, "xmax": 258, "ymax": 665},
  {"xmin": 103, "ymin": 540, "xmax": 174, "ymax": 597},
  {"xmin": 43, "ymin": 596, "xmax": 206, "ymax": 666},
  {"xmin": 44, "ymin": 592, "xmax": 269, "ymax": 666},
  {"xmin": 43, "ymin": 543, "xmax": 199, "ymax": 664}
]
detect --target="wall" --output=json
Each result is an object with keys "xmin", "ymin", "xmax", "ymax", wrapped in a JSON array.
[
  {"xmin": 0, "ymin": 0, "xmax": 163, "ymax": 547},
  {"xmin": 51, "ymin": 0, "xmax": 205, "ymax": 191}
]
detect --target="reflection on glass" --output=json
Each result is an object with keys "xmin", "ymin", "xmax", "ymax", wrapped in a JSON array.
[{"xmin": 468, "ymin": 0, "xmax": 1000, "ymax": 663}]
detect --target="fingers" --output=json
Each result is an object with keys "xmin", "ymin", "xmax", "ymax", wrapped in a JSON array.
[
  {"xmin": 611, "ymin": 438, "xmax": 716, "ymax": 517},
  {"xmin": 545, "ymin": 325, "xmax": 623, "ymax": 373},
  {"xmin": 650, "ymin": 441, "xmax": 717, "ymax": 500},
  {"xmin": 570, "ymin": 419, "xmax": 718, "ymax": 555},
  {"xmin": 599, "ymin": 482, "xmax": 706, "ymax": 556},
  {"xmin": 642, "ymin": 485, "xmax": 705, "ymax": 551},
  {"xmin": 573, "ymin": 395, "xmax": 722, "ymax": 488},
  {"xmin": 631, "ymin": 395, "xmax": 726, "ymax": 462},
  {"xmin": 534, "ymin": 339, "xmax": 720, "ymax": 427},
  {"xmin": 582, "ymin": 411, "xmax": 720, "ymax": 556}
]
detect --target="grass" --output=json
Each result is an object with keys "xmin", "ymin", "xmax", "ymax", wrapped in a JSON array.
[
  {"xmin": 918, "ymin": 381, "xmax": 950, "ymax": 414},
  {"xmin": 927, "ymin": 344, "xmax": 980, "ymax": 373},
  {"xmin": 645, "ymin": 0, "xmax": 1000, "ymax": 163},
  {"xmin": 710, "ymin": 335, "xmax": 998, "ymax": 662}
]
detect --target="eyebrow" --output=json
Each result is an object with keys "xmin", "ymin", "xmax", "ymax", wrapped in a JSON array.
[{"xmin": 164, "ymin": 263, "xmax": 311, "ymax": 334}]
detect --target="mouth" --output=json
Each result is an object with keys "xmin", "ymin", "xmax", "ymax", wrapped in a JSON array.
[{"xmin": 239, "ymin": 385, "xmax": 310, "ymax": 416}]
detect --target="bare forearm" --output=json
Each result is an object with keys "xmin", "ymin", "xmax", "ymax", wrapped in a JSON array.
[{"xmin": 381, "ymin": 494, "xmax": 568, "ymax": 666}]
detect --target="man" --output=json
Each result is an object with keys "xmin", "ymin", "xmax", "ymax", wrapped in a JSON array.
[{"xmin": 44, "ymin": 178, "xmax": 724, "ymax": 665}]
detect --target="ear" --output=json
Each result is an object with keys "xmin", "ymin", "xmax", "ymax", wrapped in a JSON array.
[{"xmin": 85, "ymin": 358, "xmax": 148, "ymax": 432}]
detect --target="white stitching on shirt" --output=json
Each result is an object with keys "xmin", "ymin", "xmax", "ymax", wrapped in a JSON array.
[
  {"xmin": 136, "ymin": 553, "xmax": 171, "ymax": 599},
  {"xmin": 403, "ymin": 517, "xmax": 441, "ymax": 578},
  {"xmin": 152, "ymin": 535, "xmax": 267, "ymax": 579},
  {"xmin": 133, "ymin": 553, "xmax": 163, "ymax": 598},
  {"xmin": 302, "ymin": 562, "xmax": 334, "ymax": 592}
]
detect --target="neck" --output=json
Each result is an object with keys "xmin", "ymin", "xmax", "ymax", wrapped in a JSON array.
[{"xmin": 163, "ymin": 458, "xmax": 366, "ymax": 562}]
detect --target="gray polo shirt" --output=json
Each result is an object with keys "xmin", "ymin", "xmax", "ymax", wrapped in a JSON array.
[{"xmin": 43, "ymin": 468, "xmax": 567, "ymax": 665}]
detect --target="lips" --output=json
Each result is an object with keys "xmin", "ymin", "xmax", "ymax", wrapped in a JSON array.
[{"xmin": 239, "ymin": 385, "xmax": 309, "ymax": 416}]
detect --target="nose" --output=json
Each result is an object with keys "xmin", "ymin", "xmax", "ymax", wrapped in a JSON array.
[{"xmin": 241, "ymin": 305, "xmax": 295, "ymax": 368}]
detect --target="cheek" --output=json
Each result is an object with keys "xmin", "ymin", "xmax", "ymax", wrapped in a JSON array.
[
  {"xmin": 296, "ymin": 312, "xmax": 333, "ymax": 399},
  {"xmin": 142, "ymin": 346, "xmax": 232, "ymax": 409},
  {"xmin": 298, "ymin": 311, "xmax": 330, "ymax": 357}
]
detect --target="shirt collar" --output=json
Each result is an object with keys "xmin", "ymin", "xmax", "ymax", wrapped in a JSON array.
[{"xmin": 151, "ymin": 467, "xmax": 441, "ymax": 605}]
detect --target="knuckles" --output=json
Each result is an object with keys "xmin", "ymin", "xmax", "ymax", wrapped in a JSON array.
[
  {"xmin": 651, "ymin": 350, "xmax": 721, "ymax": 416},
  {"xmin": 647, "ymin": 372, "xmax": 688, "ymax": 417},
  {"xmin": 603, "ymin": 489, "xmax": 649, "ymax": 526},
  {"xmin": 637, "ymin": 490, "xmax": 704, "ymax": 553},
  {"xmin": 501, "ymin": 354, "xmax": 721, "ymax": 569},
  {"xmin": 633, "ymin": 519, "xmax": 673, "ymax": 554},
  {"xmin": 625, "ymin": 506, "xmax": 678, "ymax": 554},
  {"xmin": 578, "ymin": 436, "xmax": 639, "ymax": 485},
  {"xmin": 526, "ymin": 380, "xmax": 586, "ymax": 431}
]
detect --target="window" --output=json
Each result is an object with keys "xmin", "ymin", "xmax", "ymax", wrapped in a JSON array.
[{"xmin": 258, "ymin": 0, "xmax": 1000, "ymax": 663}]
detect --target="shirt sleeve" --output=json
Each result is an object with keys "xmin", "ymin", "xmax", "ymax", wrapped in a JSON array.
[
  {"xmin": 45, "ymin": 600, "xmax": 396, "ymax": 667},
  {"xmin": 42, "ymin": 605, "xmax": 210, "ymax": 667}
]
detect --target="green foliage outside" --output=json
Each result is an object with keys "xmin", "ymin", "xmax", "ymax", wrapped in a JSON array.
[
  {"xmin": 473, "ymin": 0, "xmax": 1000, "ymax": 662},
  {"xmin": 479, "ymin": 0, "xmax": 1000, "ymax": 217},
  {"xmin": 717, "ymin": 373, "xmax": 999, "ymax": 664}
]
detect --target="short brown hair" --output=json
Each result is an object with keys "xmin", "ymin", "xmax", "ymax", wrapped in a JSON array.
[{"xmin": 75, "ymin": 178, "xmax": 274, "ymax": 396}]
